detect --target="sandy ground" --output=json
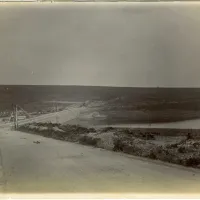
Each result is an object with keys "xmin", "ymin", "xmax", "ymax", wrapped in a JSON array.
[
  {"xmin": 0, "ymin": 104, "xmax": 87, "ymax": 128},
  {"xmin": 0, "ymin": 128, "xmax": 200, "ymax": 194}
]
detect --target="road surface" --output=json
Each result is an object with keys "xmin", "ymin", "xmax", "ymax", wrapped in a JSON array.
[
  {"xmin": 17, "ymin": 105, "xmax": 86, "ymax": 125},
  {"xmin": 0, "ymin": 128, "xmax": 200, "ymax": 195},
  {"xmin": 0, "ymin": 104, "xmax": 86, "ymax": 128}
]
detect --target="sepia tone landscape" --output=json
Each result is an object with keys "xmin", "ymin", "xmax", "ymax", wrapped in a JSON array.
[
  {"xmin": 1, "ymin": 85, "xmax": 200, "ymax": 181},
  {"xmin": 1, "ymin": 85, "xmax": 200, "ymax": 194},
  {"xmin": 1, "ymin": 2, "xmax": 200, "ymax": 195}
]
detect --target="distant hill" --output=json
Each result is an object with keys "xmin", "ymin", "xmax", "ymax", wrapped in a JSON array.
[
  {"xmin": 1, "ymin": 85, "xmax": 200, "ymax": 123},
  {"xmin": 1, "ymin": 85, "xmax": 200, "ymax": 111}
]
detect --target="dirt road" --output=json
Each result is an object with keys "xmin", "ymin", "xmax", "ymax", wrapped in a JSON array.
[
  {"xmin": 0, "ymin": 129, "xmax": 200, "ymax": 195},
  {"xmin": 0, "ymin": 105, "xmax": 86, "ymax": 128}
]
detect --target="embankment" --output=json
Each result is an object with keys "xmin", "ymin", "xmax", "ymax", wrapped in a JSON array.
[{"xmin": 18, "ymin": 123, "xmax": 200, "ymax": 168}]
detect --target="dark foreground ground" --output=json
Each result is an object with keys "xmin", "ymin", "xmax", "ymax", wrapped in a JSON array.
[
  {"xmin": 2, "ymin": 86, "xmax": 200, "ymax": 124},
  {"xmin": 18, "ymin": 122, "xmax": 200, "ymax": 168}
]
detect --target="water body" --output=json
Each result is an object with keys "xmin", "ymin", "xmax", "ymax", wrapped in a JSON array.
[{"xmin": 97, "ymin": 118, "xmax": 200, "ymax": 129}]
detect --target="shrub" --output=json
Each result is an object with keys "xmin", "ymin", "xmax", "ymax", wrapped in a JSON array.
[
  {"xmin": 184, "ymin": 157, "xmax": 200, "ymax": 167},
  {"xmin": 148, "ymin": 151, "xmax": 157, "ymax": 160},
  {"xmin": 166, "ymin": 143, "xmax": 178, "ymax": 149},
  {"xmin": 101, "ymin": 127, "xmax": 114, "ymax": 132},
  {"xmin": 144, "ymin": 133, "xmax": 155, "ymax": 140},
  {"xmin": 113, "ymin": 139, "xmax": 124, "ymax": 152},
  {"xmin": 177, "ymin": 146, "xmax": 186, "ymax": 153},
  {"xmin": 79, "ymin": 136, "xmax": 100, "ymax": 147},
  {"xmin": 88, "ymin": 128, "xmax": 97, "ymax": 132},
  {"xmin": 193, "ymin": 142, "xmax": 200, "ymax": 149}
]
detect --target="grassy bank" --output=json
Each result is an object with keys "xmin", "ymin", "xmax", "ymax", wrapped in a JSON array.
[{"xmin": 18, "ymin": 122, "xmax": 200, "ymax": 168}]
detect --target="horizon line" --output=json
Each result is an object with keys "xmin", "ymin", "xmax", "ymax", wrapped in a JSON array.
[{"xmin": 1, "ymin": 84, "xmax": 200, "ymax": 89}]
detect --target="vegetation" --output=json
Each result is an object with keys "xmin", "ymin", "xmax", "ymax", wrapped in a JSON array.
[{"xmin": 18, "ymin": 122, "xmax": 200, "ymax": 168}]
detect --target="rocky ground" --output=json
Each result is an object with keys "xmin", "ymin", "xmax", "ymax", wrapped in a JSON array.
[{"xmin": 18, "ymin": 123, "xmax": 200, "ymax": 168}]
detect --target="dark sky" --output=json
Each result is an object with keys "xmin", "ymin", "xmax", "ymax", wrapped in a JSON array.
[{"xmin": 0, "ymin": 3, "xmax": 200, "ymax": 87}]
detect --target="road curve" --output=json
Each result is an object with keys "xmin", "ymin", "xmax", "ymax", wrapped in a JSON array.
[
  {"xmin": 0, "ymin": 105, "xmax": 86, "ymax": 129},
  {"xmin": 0, "ymin": 129, "xmax": 200, "ymax": 194}
]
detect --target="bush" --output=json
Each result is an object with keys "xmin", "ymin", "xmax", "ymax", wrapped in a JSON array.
[
  {"xmin": 177, "ymin": 146, "xmax": 186, "ymax": 153},
  {"xmin": 184, "ymin": 157, "xmax": 200, "ymax": 167},
  {"xmin": 113, "ymin": 139, "xmax": 124, "ymax": 152},
  {"xmin": 122, "ymin": 129, "xmax": 134, "ymax": 135},
  {"xmin": 166, "ymin": 143, "xmax": 178, "ymax": 149},
  {"xmin": 193, "ymin": 142, "xmax": 200, "ymax": 149},
  {"xmin": 148, "ymin": 151, "xmax": 157, "ymax": 160},
  {"xmin": 88, "ymin": 128, "xmax": 97, "ymax": 132},
  {"xmin": 187, "ymin": 133, "xmax": 192, "ymax": 140},
  {"xmin": 101, "ymin": 127, "xmax": 114, "ymax": 132},
  {"xmin": 123, "ymin": 144, "xmax": 142, "ymax": 155},
  {"xmin": 60, "ymin": 124, "xmax": 95, "ymax": 134},
  {"xmin": 79, "ymin": 136, "xmax": 100, "ymax": 147},
  {"xmin": 143, "ymin": 133, "xmax": 155, "ymax": 140}
]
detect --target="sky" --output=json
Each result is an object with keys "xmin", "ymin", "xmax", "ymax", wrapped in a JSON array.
[{"xmin": 0, "ymin": 3, "xmax": 200, "ymax": 87}]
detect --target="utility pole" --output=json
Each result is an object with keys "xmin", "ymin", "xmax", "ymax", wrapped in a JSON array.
[
  {"xmin": 15, "ymin": 104, "xmax": 18, "ymax": 130},
  {"xmin": 13, "ymin": 104, "xmax": 18, "ymax": 130}
]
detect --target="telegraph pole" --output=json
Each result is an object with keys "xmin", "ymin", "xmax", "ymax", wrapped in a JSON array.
[
  {"xmin": 15, "ymin": 104, "xmax": 18, "ymax": 130},
  {"xmin": 13, "ymin": 104, "xmax": 18, "ymax": 130}
]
